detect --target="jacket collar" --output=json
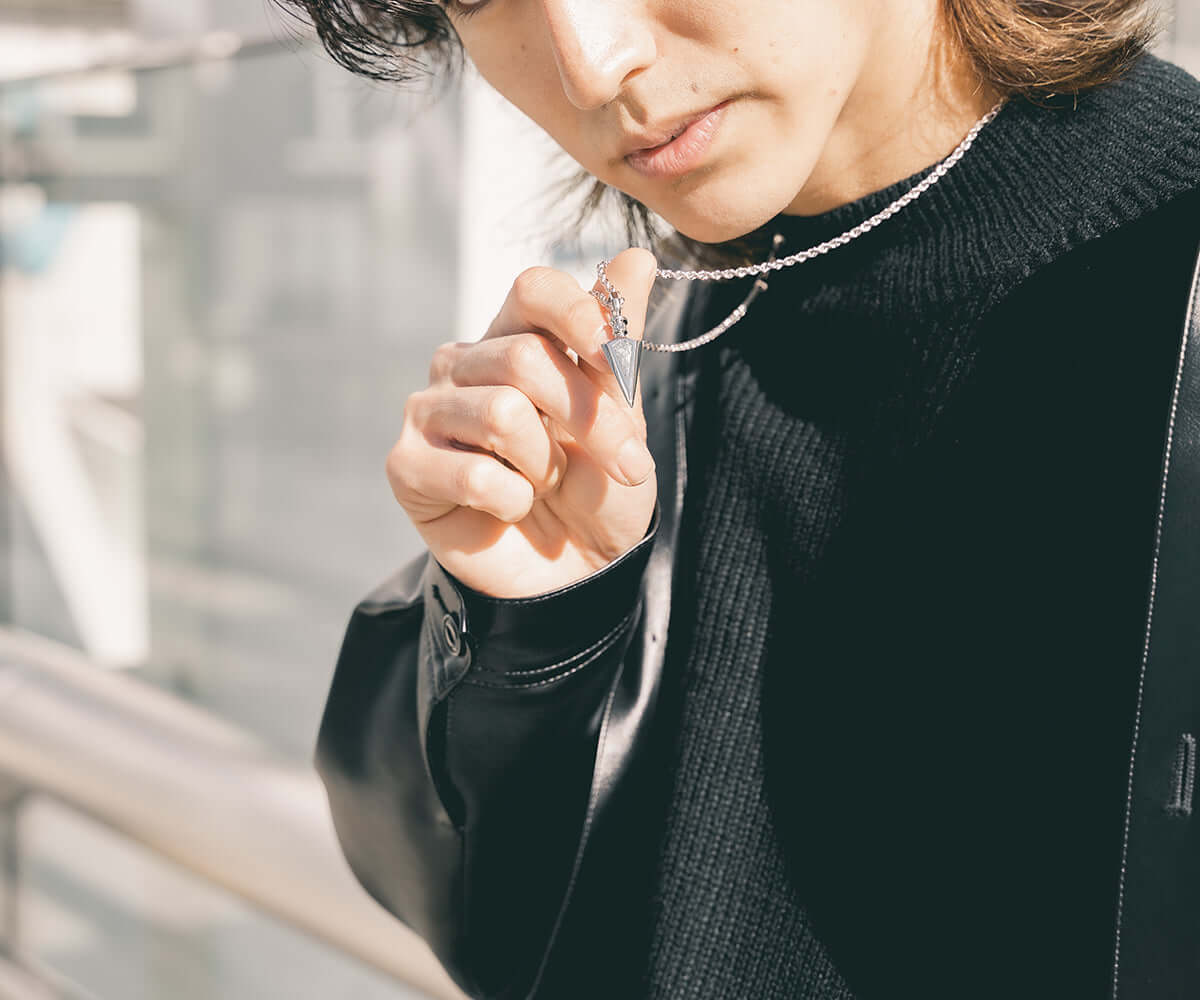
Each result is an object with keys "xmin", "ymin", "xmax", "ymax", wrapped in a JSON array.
[
  {"xmin": 643, "ymin": 278, "xmax": 708, "ymax": 602},
  {"xmin": 583, "ymin": 276, "xmax": 706, "ymax": 812}
]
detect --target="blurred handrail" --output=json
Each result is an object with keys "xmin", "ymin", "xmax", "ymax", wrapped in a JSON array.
[
  {"xmin": 0, "ymin": 28, "xmax": 307, "ymax": 85},
  {"xmin": 0, "ymin": 952, "xmax": 64, "ymax": 1000},
  {"xmin": 0, "ymin": 626, "xmax": 466, "ymax": 1000}
]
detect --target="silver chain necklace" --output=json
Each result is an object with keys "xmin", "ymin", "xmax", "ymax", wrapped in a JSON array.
[{"xmin": 590, "ymin": 95, "xmax": 1008, "ymax": 406}]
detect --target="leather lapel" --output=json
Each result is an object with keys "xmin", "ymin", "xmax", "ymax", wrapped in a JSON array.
[
  {"xmin": 593, "ymin": 277, "xmax": 703, "ymax": 781},
  {"xmin": 525, "ymin": 278, "xmax": 706, "ymax": 998},
  {"xmin": 1111, "ymin": 235, "xmax": 1200, "ymax": 998},
  {"xmin": 641, "ymin": 279, "xmax": 705, "ymax": 657},
  {"xmin": 579, "ymin": 276, "xmax": 708, "ymax": 799}
]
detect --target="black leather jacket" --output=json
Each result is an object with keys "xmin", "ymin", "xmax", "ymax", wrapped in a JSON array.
[{"xmin": 314, "ymin": 243, "xmax": 1200, "ymax": 1000}]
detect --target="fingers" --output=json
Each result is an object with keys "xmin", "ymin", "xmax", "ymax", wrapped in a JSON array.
[
  {"xmin": 412, "ymin": 383, "xmax": 568, "ymax": 499},
  {"xmin": 431, "ymin": 331, "xmax": 653, "ymax": 486},
  {"xmin": 393, "ymin": 441, "xmax": 537, "ymax": 525},
  {"xmin": 588, "ymin": 247, "xmax": 659, "ymax": 410},
  {"xmin": 589, "ymin": 247, "xmax": 658, "ymax": 351},
  {"xmin": 482, "ymin": 247, "xmax": 659, "ymax": 413},
  {"xmin": 393, "ymin": 248, "xmax": 660, "ymax": 527},
  {"xmin": 389, "ymin": 386, "xmax": 555, "ymax": 525}
]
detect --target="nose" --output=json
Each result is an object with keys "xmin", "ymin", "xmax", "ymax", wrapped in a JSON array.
[{"xmin": 540, "ymin": 0, "xmax": 657, "ymax": 111}]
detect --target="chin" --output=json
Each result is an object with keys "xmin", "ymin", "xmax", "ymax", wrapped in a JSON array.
[
  {"xmin": 658, "ymin": 202, "xmax": 777, "ymax": 247},
  {"xmin": 647, "ymin": 174, "xmax": 799, "ymax": 247}
]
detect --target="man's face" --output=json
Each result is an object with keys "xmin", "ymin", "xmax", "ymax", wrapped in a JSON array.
[{"xmin": 446, "ymin": 0, "xmax": 894, "ymax": 243}]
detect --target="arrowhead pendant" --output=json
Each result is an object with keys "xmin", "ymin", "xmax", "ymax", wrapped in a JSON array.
[{"xmin": 602, "ymin": 335, "xmax": 641, "ymax": 407}]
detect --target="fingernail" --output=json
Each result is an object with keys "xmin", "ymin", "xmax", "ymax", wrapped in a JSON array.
[{"xmin": 617, "ymin": 439, "xmax": 654, "ymax": 486}]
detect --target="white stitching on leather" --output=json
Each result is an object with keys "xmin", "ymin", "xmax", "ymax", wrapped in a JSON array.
[
  {"xmin": 1110, "ymin": 242, "xmax": 1200, "ymax": 999},
  {"xmin": 1166, "ymin": 732, "xmax": 1196, "ymax": 817},
  {"xmin": 461, "ymin": 606, "xmax": 638, "ymax": 690}
]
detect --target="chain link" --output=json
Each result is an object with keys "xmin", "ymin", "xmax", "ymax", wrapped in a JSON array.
[
  {"xmin": 594, "ymin": 95, "xmax": 1008, "ymax": 353},
  {"xmin": 654, "ymin": 96, "xmax": 1005, "ymax": 282}
]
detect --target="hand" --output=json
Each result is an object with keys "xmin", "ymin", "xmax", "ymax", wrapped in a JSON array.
[{"xmin": 386, "ymin": 247, "xmax": 659, "ymax": 599}]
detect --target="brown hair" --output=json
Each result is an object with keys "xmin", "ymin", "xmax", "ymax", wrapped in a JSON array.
[
  {"xmin": 273, "ymin": 0, "xmax": 1168, "ymax": 267},
  {"xmin": 942, "ymin": 0, "xmax": 1165, "ymax": 98}
]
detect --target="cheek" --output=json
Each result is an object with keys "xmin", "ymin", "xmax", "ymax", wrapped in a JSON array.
[
  {"xmin": 467, "ymin": 38, "xmax": 582, "ymax": 146},
  {"xmin": 734, "ymin": 0, "xmax": 871, "ymax": 87}
]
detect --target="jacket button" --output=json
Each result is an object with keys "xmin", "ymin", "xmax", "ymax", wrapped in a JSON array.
[{"xmin": 441, "ymin": 611, "xmax": 462, "ymax": 655}]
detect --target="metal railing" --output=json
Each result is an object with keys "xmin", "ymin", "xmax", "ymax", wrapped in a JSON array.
[
  {"xmin": 0, "ymin": 626, "xmax": 466, "ymax": 1000},
  {"xmin": 0, "ymin": 953, "xmax": 71, "ymax": 1000},
  {"xmin": 0, "ymin": 28, "xmax": 294, "ymax": 85}
]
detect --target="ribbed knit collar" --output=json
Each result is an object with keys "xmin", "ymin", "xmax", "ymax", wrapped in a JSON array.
[{"xmin": 760, "ymin": 51, "xmax": 1200, "ymax": 310}]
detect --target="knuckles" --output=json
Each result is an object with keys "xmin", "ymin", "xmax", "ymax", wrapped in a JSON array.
[
  {"xmin": 384, "ymin": 438, "xmax": 413, "ymax": 499},
  {"xmin": 401, "ymin": 387, "xmax": 433, "ymax": 432},
  {"xmin": 428, "ymin": 340, "xmax": 463, "ymax": 384},
  {"xmin": 483, "ymin": 385, "xmax": 531, "ymax": 443},
  {"xmin": 456, "ymin": 457, "xmax": 490, "ymax": 509},
  {"xmin": 501, "ymin": 333, "xmax": 546, "ymax": 380},
  {"xmin": 565, "ymin": 295, "xmax": 603, "ymax": 341},
  {"xmin": 511, "ymin": 266, "xmax": 558, "ymax": 309}
]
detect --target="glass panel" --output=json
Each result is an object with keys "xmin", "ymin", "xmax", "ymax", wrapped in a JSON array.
[
  {"xmin": 0, "ymin": 37, "xmax": 462, "ymax": 1000},
  {"xmin": 1, "ymin": 44, "xmax": 462, "ymax": 759}
]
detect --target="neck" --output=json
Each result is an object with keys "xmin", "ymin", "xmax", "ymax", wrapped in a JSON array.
[{"xmin": 783, "ymin": 9, "xmax": 1003, "ymax": 217}]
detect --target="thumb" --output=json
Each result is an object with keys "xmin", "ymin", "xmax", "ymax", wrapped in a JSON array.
[{"xmin": 589, "ymin": 246, "xmax": 658, "ymax": 412}]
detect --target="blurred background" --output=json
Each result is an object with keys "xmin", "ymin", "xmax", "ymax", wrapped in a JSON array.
[{"xmin": 0, "ymin": 2, "xmax": 1196, "ymax": 998}]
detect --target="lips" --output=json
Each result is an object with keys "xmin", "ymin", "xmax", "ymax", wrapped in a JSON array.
[
  {"xmin": 620, "ymin": 99, "xmax": 732, "ymax": 159},
  {"xmin": 624, "ymin": 101, "xmax": 731, "ymax": 179}
]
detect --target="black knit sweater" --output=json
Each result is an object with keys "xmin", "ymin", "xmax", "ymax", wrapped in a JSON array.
[{"xmin": 537, "ymin": 52, "xmax": 1200, "ymax": 999}]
